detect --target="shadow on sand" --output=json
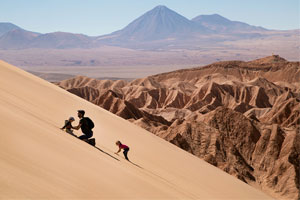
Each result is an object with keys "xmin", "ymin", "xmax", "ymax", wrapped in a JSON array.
[
  {"xmin": 93, "ymin": 146, "xmax": 120, "ymax": 161},
  {"xmin": 58, "ymin": 129, "xmax": 120, "ymax": 161},
  {"xmin": 129, "ymin": 161, "xmax": 143, "ymax": 169}
]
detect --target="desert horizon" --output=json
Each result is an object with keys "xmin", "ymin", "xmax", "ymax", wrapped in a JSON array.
[{"xmin": 0, "ymin": 5, "xmax": 299, "ymax": 76}]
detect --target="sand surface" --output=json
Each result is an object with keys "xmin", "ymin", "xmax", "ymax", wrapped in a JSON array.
[{"xmin": 0, "ymin": 60, "xmax": 273, "ymax": 199}]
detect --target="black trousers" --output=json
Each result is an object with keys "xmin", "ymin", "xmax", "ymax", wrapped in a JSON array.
[
  {"xmin": 123, "ymin": 148, "xmax": 129, "ymax": 160},
  {"xmin": 79, "ymin": 130, "xmax": 93, "ymax": 140}
]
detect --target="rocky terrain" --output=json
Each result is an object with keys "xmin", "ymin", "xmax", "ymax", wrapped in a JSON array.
[{"xmin": 56, "ymin": 55, "xmax": 300, "ymax": 199}]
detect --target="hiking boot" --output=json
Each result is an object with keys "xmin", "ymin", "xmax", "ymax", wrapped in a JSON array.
[{"xmin": 87, "ymin": 138, "xmax": 96, "ymax": 146}]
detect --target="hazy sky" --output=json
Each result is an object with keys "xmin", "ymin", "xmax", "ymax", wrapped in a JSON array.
[{"xmin": 1, "ymin": 0, "xmax": 299, "ymax": 36}]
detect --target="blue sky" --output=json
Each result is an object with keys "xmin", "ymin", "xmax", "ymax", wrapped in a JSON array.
[{"xmin": 1, "ymin": 0, "xmax": 299, "ymax": 36}]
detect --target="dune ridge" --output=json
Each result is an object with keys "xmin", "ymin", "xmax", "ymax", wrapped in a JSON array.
[{"xmin": 0, "ymin": 60, "xmax": 274, "ymax": 199}]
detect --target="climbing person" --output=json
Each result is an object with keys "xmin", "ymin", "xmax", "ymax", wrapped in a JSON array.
[
  {"xmin": 61, "ymin": 117, "xmax": 76, "ymax": 136},
  {"xmin": 115, "ymin": 141, "xmax": 130, "ymax": 160},
  {"xmin": 73, "ymin": 110, "xmax": 95, "ymax": 145}
]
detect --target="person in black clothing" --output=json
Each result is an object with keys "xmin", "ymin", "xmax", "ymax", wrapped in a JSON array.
[{"xmin": 73, "ymin": 110, "xmax": 93, "ymax": 141}]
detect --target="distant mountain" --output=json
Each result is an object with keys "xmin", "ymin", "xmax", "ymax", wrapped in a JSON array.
[
  {"xmin": 0, "ymin": 22, "xmax": 22, "ymax": 36},
  {"xmin": 0, "ymin": 6, "xmax": 295, "ymax": 50},
  {"xmin": 192, "ymin": 14, "xmax": 266, "ymax": 32},
  {"xmin": 30, "ymin": 32, "xmax": 93, "ymax": 48},
  {"xmin": 96, "ymin": 5, "xmax": 268, "ymax": 48},
  {"xmin": 103, "ymin": 5, "xmax": 207, "ymax": 41},
  {"xmin": 0, "ymin": 29, "xmax": 40, "ymax": 49},
  {"xmin": 0, "ymin": 29, "xmax": 93, "ymax": 49}
]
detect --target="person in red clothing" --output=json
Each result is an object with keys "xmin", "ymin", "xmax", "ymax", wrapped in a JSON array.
[{"xmin": 115, "ymin": 141, "xmax": 130, "ymax": 160}]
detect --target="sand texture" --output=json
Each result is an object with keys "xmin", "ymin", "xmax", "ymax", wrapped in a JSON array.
[{"xmin": 0, "ymin": 60, "xmax": 274, "ymax": 199}]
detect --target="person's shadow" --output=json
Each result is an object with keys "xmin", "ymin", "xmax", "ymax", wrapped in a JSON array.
[
  {"xmin": 94, "ymin": 145, "xmax": 143, "ymax": 169},
  {"xmin": 57, "ymin": 128, "xmax": 120, "ymax": 161},
  {"xmin": 93, "ymin": 146, "xmax": 120, "ymax": 161},
  {"xmin": 129, "ymin": 161, "xmax": 143, "ymax": 169}
]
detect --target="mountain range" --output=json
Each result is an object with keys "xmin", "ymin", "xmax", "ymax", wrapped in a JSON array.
[{"xmin": 0, "ymin": 5, "xmax": 282, "ymax": 50}]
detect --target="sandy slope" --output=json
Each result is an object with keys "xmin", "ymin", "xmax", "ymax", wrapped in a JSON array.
[{"xmin": 0, "ymin": 60, "xmax": 272, "ymax": 199}]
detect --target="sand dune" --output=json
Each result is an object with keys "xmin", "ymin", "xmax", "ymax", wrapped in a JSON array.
[{"xmin": 0, "ymin": 60, "xmax": 273, "ymax": 199}]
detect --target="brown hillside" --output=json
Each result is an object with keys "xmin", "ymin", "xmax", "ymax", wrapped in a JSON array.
[{"xmin": 56, "ymin": 55, "xmax": 300, "ymax": 199}]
